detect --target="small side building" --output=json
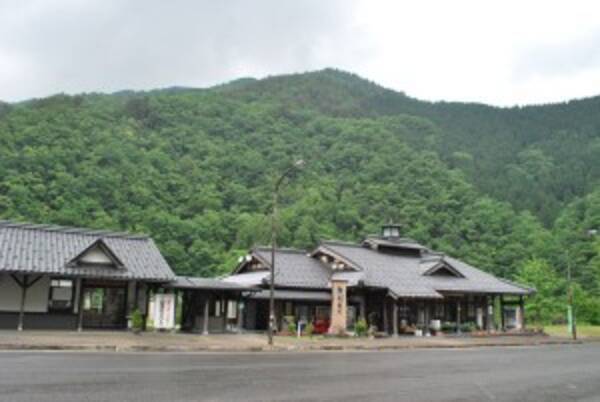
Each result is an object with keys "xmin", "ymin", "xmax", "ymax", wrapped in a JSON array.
[{"xmin": 0, "ymin": 221, "xmax": 176, "ymax": 330}]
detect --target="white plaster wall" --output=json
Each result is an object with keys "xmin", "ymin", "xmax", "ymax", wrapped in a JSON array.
[
  {"xmin": 80, "ymin": 246, "xmax": 112, "ymax": 264},
  {"xmin": 0, "ymin": 274, "xmax": 50, "ymax": 313}
]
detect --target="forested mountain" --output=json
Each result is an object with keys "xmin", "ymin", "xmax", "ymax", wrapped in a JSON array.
[
  {"xmin": 1, "ymin": 69, "xmax": 599, "ymax": 323},
  {"xmin": 222, "ymin": 69, "xmax": 600, "ymax": 225}
]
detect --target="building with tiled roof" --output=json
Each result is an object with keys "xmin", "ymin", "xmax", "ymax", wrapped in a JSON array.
[
  {"xmin": 0, "ymin": 220, "xmax": 176, "ymax": 330},
  {"xmin": 223, "ymin": 224, "xmax": 534, "ymax": 336}
]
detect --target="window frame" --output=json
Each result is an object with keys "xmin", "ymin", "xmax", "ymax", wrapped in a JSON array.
[{"xmin": 48, "ymin": 278, "xmax": 75, "ymax": 312}]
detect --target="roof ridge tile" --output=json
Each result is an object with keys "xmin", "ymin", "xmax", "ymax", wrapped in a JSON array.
[{"xmin": 0, "ymin": 220, "xmax": 148, "ymax": 240}]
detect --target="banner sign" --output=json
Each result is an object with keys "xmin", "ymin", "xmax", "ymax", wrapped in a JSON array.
[{"xmin": 153, "ymin": 293, "xmax": 175, "ymax": 329}]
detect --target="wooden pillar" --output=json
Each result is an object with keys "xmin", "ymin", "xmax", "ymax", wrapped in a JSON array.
[
  {"xmin": 500, "ymin": 295, "xmax": 505, "ymax": 331},
  {"xmin": 423, "ymin": 301, "xmax": 430, "ymax": 335},
  {"xmin": 456, "ymin": 299, "xmax": 462, "ymax": 334},
  {"xmin": 359, "ymin": 294, "xmax": 366, "ymax": 321},
  {"xmin": 126, "ymin": 280, "xmax": 136, "ymax": 318},
  {"xmin": 17, "ymin": 275, "xmax": 29, "ymax": 331},
  {"xmin": 392, "ymin": 299, "xmax": 399, "ymax": 337},
  {"xmin": 237, "ymin": 297, "xmax": 244, "ymax": 333},
  {"xmin": 221, "ymin": 293, "xmax": 227, "ymax": 333},
  {"xmin": 383, "ymin": 298, "xmax": 389, "ymax": 334},
  {"xmin": 519, "ymin": 296, "xmax": 526, "ymax": 330},
  {"xmin": 172, "ymin": 289, "xmax": 179, "ymax": 332},
  {"xmin": 145, "ymin": 285, "xmax": 152, "ymax": 331},
  {"xmin": 77, "ymin": 278, "xmax": 85, "ymax": 332},
  {"xmin": 483, "ymin": 296, "xmax": 489, "ymax": 332},
  {"xmin": 180, "ymin": 291, "xmax": 187, "ymax": 329},
  {"xmin": 486, "ymin": 296, "xmax": 493, "ymax": 333},
  {"xmin": 202, "ymin": 294, "xmax": 210, "ymax": 335}
]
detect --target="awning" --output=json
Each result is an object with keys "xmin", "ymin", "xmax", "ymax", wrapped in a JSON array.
[{"xmin": 249, "ymin": 289, "xmax": 331, "ymax": 302}]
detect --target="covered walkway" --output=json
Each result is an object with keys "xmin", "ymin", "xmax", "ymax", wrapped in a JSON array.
[{"xmin": 164, "ymin": 277, "xmax": 257, "ymax": 334}]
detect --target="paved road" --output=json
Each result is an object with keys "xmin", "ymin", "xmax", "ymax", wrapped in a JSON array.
[{"xmin": 0, "ymin": 344, "xmax": 599, "ymax": 402}]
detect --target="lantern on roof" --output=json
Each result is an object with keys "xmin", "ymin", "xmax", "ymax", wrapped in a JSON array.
[{"xmin": 381, "ymin": 223, "xmax": 401, "ymax": 239}]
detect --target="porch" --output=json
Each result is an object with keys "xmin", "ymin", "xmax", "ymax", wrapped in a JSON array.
[
  {"xmin": 357, "ymin": 290, "xmax": 527, "ymax": 336},
  {"xmin": 164, "ymin": 276, "xmax": 256, "ymax": 334}
]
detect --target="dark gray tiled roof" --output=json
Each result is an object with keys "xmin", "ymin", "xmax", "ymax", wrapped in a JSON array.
[
  {"xmin": 225, "ymin": 247, "xmax": 331, "ymax": 289},
  {"xmin": 222, "ymin": 271, "xmax": 270, "ymax": 286},
  {"xmin": 322, "ymin": 241, "xmax": 531, "ymax": 297},
  {"xmin": 225, "ymin": 240, "xmax": 532, "ymax": 298},
  {"xmin": 249, "ymin": 289, "xmax": 331, "ymax": 301},
  {"xmin": 0, "ymin": 221, "xmax": 175, "ymax": 281},
  {"xmin": 165, "ymin": 276, "xmax": 257, "ymax": 291},
  {"xmin": 253, "ymin": 247, "xmax": 331, "ymax": 289}
]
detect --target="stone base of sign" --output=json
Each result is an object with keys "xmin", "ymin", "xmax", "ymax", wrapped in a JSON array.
[{"xmin": 328, "ymin": 280, "xmax": 347, "ymax": 335}]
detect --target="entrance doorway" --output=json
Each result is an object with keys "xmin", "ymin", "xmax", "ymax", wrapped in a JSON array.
[
  {"xmin": 82, "ymin": 286, "xmax": 127, "ymax": 329},
  {"xmin": 254, "ymin": 300, "xmax": 269, "ymax": 330}
]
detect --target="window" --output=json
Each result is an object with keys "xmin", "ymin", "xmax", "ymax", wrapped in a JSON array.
[
  {"xmin": 285, "ymin": 302, "xmax": 293, "ymax": 316},
  {"xmin": 467, "ymin": 302, "xmax": 475, "ymax": 318},
  {"xmin": 49, "ymin": 279, "xmax": 73, "ymax": 310},
  {"xmin": 83, "ymin": 288, "xmax": 104, "ymax": 312},
  {"xmin": 315, "ymin": 306, "xmax": 330, "ymax": 320},
  {"xmin": 435, "ymin": 303, "xmax": 445, "ymax": 318},
  {"xmin": 214, "ymin": 300, "xmax": 221, "ymax": 317},
  {"xmin": 227, "ymin": 300, "xmax": 237, "ymax": 319}
]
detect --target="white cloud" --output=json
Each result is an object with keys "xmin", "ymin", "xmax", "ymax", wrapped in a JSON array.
[{"xmin": 1, "ymin": 0, "xmax": 599, "ymax": 105}]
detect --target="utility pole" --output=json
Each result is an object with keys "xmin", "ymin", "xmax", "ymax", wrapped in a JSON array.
[
  {"xmin": 268, "ymin": 159, "xmax": 305, "ymax": 346},
  {"xmin": 566, "ymin": 255, "xmax": 576, "ymax": 340}
]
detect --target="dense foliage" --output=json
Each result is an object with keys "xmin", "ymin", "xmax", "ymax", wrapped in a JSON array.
[{"xmin": 1, "ymin": 69, "xmax": 599, "ymax": 323}]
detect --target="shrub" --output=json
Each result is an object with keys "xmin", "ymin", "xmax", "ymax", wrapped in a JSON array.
[
  {"xmin": 287, "ymin": 321, "xmax": 297, "ymax": 335},
  {"xmin": 460, "ymin": 322, "xmax": 476, "ymax": 333},
  {"xmin": 305, "ymin": 323, "xmax": 314, "ymax": 337},
  {"xmin": 441, "ymin": 322, "xmax": 456, "ymax": 332},
  {"xmin": 130, "ymin": 309, "xmax": 144, "ymax": 333},
  {"xmin": 355, "ymin": 319, "xmax": 368, "ymax": 337}
]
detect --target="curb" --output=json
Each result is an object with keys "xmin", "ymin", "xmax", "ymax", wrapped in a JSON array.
[{"xmin": 0, "ymin": 339, "xmax": 586, "ymax": 353}]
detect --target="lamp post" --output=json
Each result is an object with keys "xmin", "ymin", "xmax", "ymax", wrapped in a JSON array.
[{"xmin": 268, "ymin": 159, "xmax": 305, "ymax": 346}]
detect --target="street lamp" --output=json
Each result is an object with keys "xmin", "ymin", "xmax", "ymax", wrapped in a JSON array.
[
  {"xmin": 268, "ymin": 159, "xmax": 305, "ymax": 346},
  {"xmin": 567, "ymin": 228, "xmax": 598, "ymax": 340}
]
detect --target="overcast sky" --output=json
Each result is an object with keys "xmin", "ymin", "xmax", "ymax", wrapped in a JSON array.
[{"xmin": 1, "ymin": 0, "xmax": 599, "ymax": 105}]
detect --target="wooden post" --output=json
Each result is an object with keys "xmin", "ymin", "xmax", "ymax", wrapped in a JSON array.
[
  {"xmin": 382, "ymin": 298, "xmax": 389, "ymax": 334},
  {"xmin": 500, "ymin": 295, "xmax": 505, "ymax": 331},
  {"xmin": 456, "ymin": 299, "xmax": 462, "ymax": 334},
  {"xmin": 143, "ymin": 284, "xmax": 151, "ymax": 331},
  {"xmin": 17, "ymin": 275, "xmax": 29, "ymax": 331},
  {"xmin": 519, "ymin": 296, "xmax": 526, "ymax": 330},
  {"xmin": 221, "ymin": 293, "xmax": 227, "ymax": 333},
  {"xmin": 172, "ymin": 289, "xmax": 179, "ymax": 333},
  {"xmin": 10, "ymin": 274, "xmax": 43, "ymax": 331},
  {"xmin": 359, "ymin": 295, "xmax": 366, "ymax": 321},
  {"xmin": 202, "ymin": 294, "xmax": 210, "ymax": 335},
  {"xmin": 237, "ymin": 296, "xmax": 244, "ymax": 333},
  {"xmin": 484, "ymin": 296, "xmax": 490, "ymax": 332},
  {"xmin": 392, "ymin": 299, "xmax": 399, "ymax": 338},
  {"xmin": 486, "ymin": 296, "xmax": 493, "ymax": 333},
  {"xmin": 423, "ymin": 302, "xmax": 430, "ymax": 335},
  {"xmin": 77, "ymin": 278, "xmax": 85, "ymax": 332}
]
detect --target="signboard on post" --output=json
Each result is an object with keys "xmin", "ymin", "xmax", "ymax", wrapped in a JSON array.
[{"xmin": 153, "ymin": 293, "xmax": 175, "ymax": 330}]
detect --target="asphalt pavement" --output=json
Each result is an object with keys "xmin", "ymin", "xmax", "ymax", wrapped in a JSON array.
[{"xmin": 0, "ymin": 344, "xmax": 599, "ymax": 402}]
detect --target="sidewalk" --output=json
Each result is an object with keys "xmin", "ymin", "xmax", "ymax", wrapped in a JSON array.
[{"xmin": 0, "ymin": 330, "xmax": 587, "ymax": 353}]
